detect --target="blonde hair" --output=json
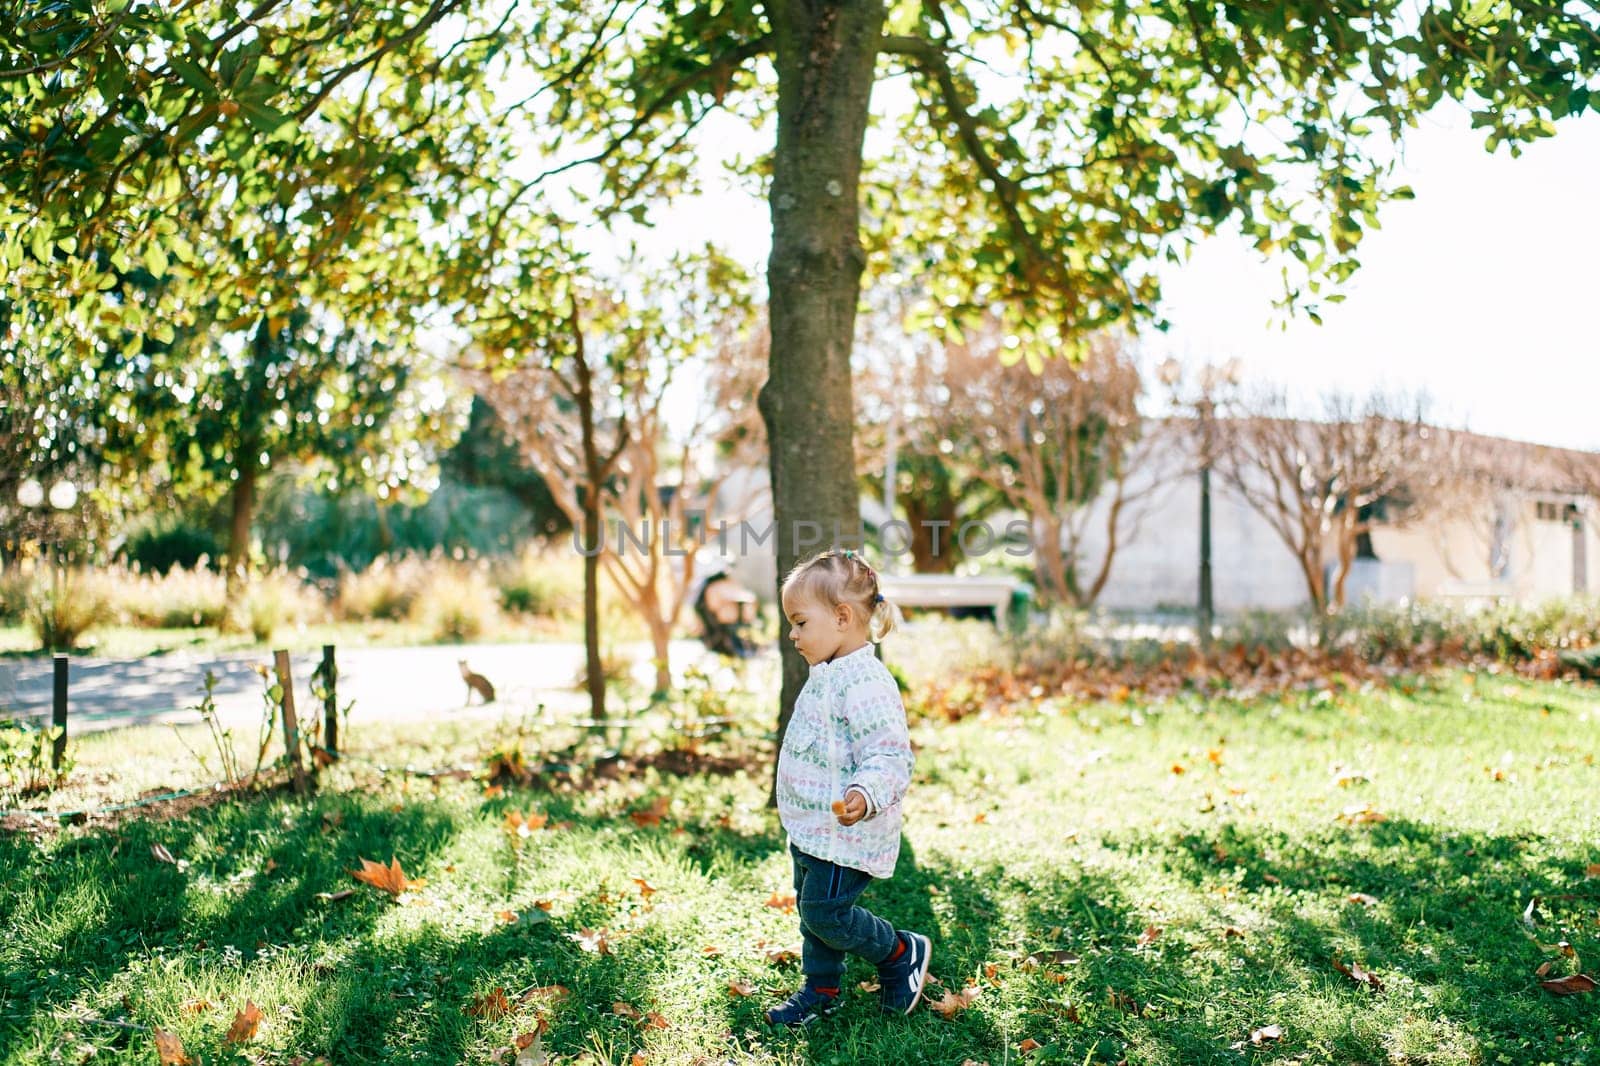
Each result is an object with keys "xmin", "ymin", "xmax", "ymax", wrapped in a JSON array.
[{"xmin": 781, "ymin": 548, "xmax": 900, "ymax": 642}]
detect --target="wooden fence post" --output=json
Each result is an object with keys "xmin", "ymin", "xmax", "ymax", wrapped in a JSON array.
[
  {"xmin": 321, "ymin": 644, "xmax": 338, "ymax": 756},
  {"xmin": 51, "ymin": 655, "xmax": 67, "ymax": 770},
  {"xmin": 274, "ymin": 649, "xmax": 308, "ymax": 795}
]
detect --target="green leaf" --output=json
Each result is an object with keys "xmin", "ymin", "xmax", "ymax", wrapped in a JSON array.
[
  {"xmin": 237, "ymin": 100, "xmax": 296, "ymax": 139},
  {"xmin": 143, "ymin": 242, "xmax": 170, "ymax": 279},
  {"xmin": 169, "ymin": 57, "xmax": 215, "ymax": 98}
]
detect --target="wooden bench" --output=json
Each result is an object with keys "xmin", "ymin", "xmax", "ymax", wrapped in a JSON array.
[{"xmin": 877, "ymin": 574, "xmax": 1024, "ymax": 629}]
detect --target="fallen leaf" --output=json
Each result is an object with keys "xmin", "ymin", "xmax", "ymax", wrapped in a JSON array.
[
  {"xmin": 1019, "ymin": 1038, "xmax": 1042, "ymax": 1055},
  {"xmin": 983, "ymin": 963, "xmax": 1000, "ymax": 979},
  {"xmin": 858, "ymin": 979, "xmax": 881, "ymax": 992},
  {"xmin": 928, "ymin": 985, "xmax": 982, "ymax": 1019},
  {"xmin": 1250, "ymin": 1024, "xmax": 1283, "ymax": 1045},
  {"xmin": 1586, "ymin": 863, "xmax": 1600, "ymax": 879},
  {"xmin": 151, "ymin": 844, "xmax": 179, "ymax": 866},
  {"xmin": 1065, "ymin": 1003, "xmax": 1082, "ymax": 1023},
  {"xmin": 351, "ymin": 857, "xmax": 426, "ymax": 897},
  {"xmin": 152, "ymin": 1030, "xmax": 192, "ymax": 1066},
  {"xmin": 1171, "ymin": 763, "xmax": 1186, "ymax": 775},
  {"xmin": 764, "ymin": 891, "xmax": 797, "ymax": 913},
  {"xmin": 1332, "ymin": 958, "xmax": 1384, "ymax": 992},
  {"xmin": 483, "ymin": 784, "xmax": 505, "ymax": 799},
  {"xmin": 1136, "ymin": 925, "xmax": 1161, "ymax": 947},
  {"xmin": 1540, "ymin": 973, "xmax": 1597, "ymax": 996},
  {"xmin": 222, "ymin": 1000, "xmax": 263, "ymax": 1044},
  {"xmin": 1347, "ymin": 892, "xmax": 1380, "ymax": 907},
  {"xmin": 632, "ymin": 877, "xmax": 658, "ymax": 899},
  {"xmin": 612, "ymin": 1002, "xmax": 641, "ymax": 1019},
  {"xmin": 728, "ymin": 980, "xmax": 756, "ymax": 997},
  {"xmin": 534, "ymin": 899, "xmax": 554, "ymax": 911},
  {"xmin": 516, "ymin": 1030, "xmax": 546, "ymax": 1066},
  {"xmin": 642, "ymin": 1011, "xmax": 669, "ymax": 1030},
  {"xmin": 178, "ymin": 998, "xmax": 212, "ymax": 1016},
  {"xmin": 517, "ymin": 985, "xmax": 570, "ymax": 1007},
  {"xmin": 630, "ymin": 796, "xmax": 670, "ymax": 827},
  {"xmin": 496, "ymin": 910, "xmax": 520, "ymax": 924},
  {"xmin": 972, "ymin": 812, "xmax": 988, "ymax": 824},
  {"xmin": 572, "ymin": 928, "xmax": 614, "ymax": 955},
  {"xmin": 515, "ymin": 1023, "xmax": 548, "ymax": 1048},
  {"xmin": 701, "ymin": 945, "xmax": 721, "ymax": 956},
  {"xmin": 468, "ymin": 988, "xmax": 512, "ymax": 1019},
  {"xmin": 631, "ymin": 1055, "xmax": 647, "ymax": 1066},
  {"xmin": 1536, "ymin": 962, "xmax": 1553, "ymax": 978},
  {"xmin": 1335, "ymin": 803, "xmax": 1386, "ymax": 825},
  {"xmin": 1222, "ymin": 926, "xmax": 1246, "ymax": 938}
]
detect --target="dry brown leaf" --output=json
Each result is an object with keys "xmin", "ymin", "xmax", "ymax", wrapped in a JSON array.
[
  {"xmin": 1540, "ymin": 973, "xmax": 1598, "ymax": 996},
  {"xmin": 764, "ymin": 891, "xmax": 797, "ymax": 913},
  {"xmin": 972, "ymin": 812, "xmax": 988, "ymax": 824},
  {"xmin": 1170, "ymin": 763, "xmax": 1186, "ymax": 775},
  {"xmin": 517, "ymin": 985, "xmax": 570, "ymax": 1007},
  {"xmin": 222, "ymin": 1000, "xmax": 263, "ymax": 1044},
  {"xmin": 1250, "ymin": 1024, "xmax": 1283, "ymax": 1045},
  {"xmin": 1347, "ymin": 893, "xmax": 1380, "ymax": 907},
  {"xmin": 1335, "ymin": 803, "xmax": 1386, "ymax": 825},
  {"xmin": 1222, "ymin": 926, "xmax": 1246, "ymax": 938},
  {"xmin": 1136, "ymin": 925, "xmax": 1162, "ymax": 947},
  {"xmin": 1587, "ymin": 863, "xmax": 1600, "ymax": 879},
  {"xmin": 496, "ymin": 910, "xmax": 520, "ymax": 924},
  {"xmin": 483, "ymin": 784, "xmax": 505, "ymax": 799},
  {"xmin": 468, "ymin": 988, "xmax": 512, "ymax": 1019},
  {"xmin": 983, "ymin": 963, "xmax": 1000, "ymax": 979},
  {"xmin": 1332, "ymin": 958, "xmax": 1384, "ymax": 992},
  {"xmin": 351, "ymin": 857, "xmax": 425, "ymax": 897},
  {"xmin": 178, "ymin": 998, "xmax": 212, "ymax": 1016},
  {"xmin": 1536, "ymin": 961, "xmax": 1553, "ymax": 978},
  {"xmin": 630, "ymin": 796, "xmax": 670, "ymax": 827},
  {"xmin": 630, "ymin": 1055, "xmax": 647, "ymax": 1066},
  {"xmin": 701, "ymin": 945, "xmax": 721, "ymax": 956},
  {"xmin": 858, "ymin": 979, "xmax": 881, "ymax": 992},
  {"xmin": 515, "ymin": 1022, "xmax": 548, "ymax": 1048},
  {"xmin": 612, "ymin": 1001, "xmax": 641, "ymax": 1019},
  {"xmin": 1019, "ymin": 1038, "xmax": 1042, "ymax": 1055},
  {"xmin": 533, "ymin": 899, "xmax": 554, "ymax": 911},
  {"xmin": 728, "ymin": 980, "xmax": 756, "ymax": 997},
  {"xmin": 642, "ymin": 1011, "xmax": 669, "ymax": 1030},
  {"xmin": 928, "ymin": 985, "xmax": 982, "ymax": 1019},
  {"xmin": 152, "ymin": 1030, "xmax": 192, "ymax": 1066},
  {"xmin": 572, "ymin": 928, "xmax": 614, "ymax": 955},
  {"xmin": 632, "ymin": 877, "xmax": 659, "ymax": 899}
]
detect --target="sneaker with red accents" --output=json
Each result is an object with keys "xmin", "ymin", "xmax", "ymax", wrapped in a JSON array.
[
  {"xmin": 765, "ymin": 984, "xmax": 842, "ymax": 1027},
  {"xmin": 878, "ymin": 931, "xmax": 932, "ymax": 1014}
]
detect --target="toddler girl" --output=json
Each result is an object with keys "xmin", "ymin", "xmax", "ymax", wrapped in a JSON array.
[{"xmin": 765, "ymin": 548, "xmax": 931, "ymax": 1027}]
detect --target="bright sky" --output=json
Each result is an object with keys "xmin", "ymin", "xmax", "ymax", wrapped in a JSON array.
[{"xmin": 620, "ymin": 101, "xmax": 1600, "ymax": 453}]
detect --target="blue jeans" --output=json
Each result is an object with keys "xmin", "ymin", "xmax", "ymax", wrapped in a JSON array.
[{"xmin": 790, "ymin": 844, "xmax": 899, "ymax": 986}]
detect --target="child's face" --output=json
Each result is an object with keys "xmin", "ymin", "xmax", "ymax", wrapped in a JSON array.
[{"xmin": 782, "ymin": 591, "xmax": 858, "ymax": 666}]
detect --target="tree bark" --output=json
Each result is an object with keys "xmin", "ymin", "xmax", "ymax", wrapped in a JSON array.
[
  {"xmin": 904, "ymin": 492, "xmax": 959, "ymax": 573},
  {"xmin": 759, "ymin": 0, "xmax": 886, "ymax": 801},
  {"xmin": 572, "ymin": 318, "xmax": 607, "ymax": 722}
]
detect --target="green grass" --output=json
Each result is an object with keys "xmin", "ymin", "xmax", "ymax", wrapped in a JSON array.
[{"xmin": 2, "ymin": 670, "xmax": 1598, "ymax": 1065}]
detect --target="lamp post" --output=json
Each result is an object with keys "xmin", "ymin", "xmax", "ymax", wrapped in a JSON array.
[{"xmin": 1157, "ymin": 358, "xmax": 1241, "ymax": 652}]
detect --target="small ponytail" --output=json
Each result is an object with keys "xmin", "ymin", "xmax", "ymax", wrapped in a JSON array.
[{"xmin": 868, "ymin": 595, "xmax": 901, "ymax": 642}]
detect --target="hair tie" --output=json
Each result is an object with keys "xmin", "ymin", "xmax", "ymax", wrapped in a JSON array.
[
  {"xmin": 873, "ymin": 593, "xmax": 884, "ymax": 604},
  {"xmin": 842, "ymin": 548, "xmax": 856, "ymax": 560}
]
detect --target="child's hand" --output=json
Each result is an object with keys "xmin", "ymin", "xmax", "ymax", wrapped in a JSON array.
[{"xmin": 832, "ymin": 790, "xmax": 868, "ymax": 827}]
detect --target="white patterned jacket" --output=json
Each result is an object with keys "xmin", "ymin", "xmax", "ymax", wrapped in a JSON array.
[{"xmin": 776, "ymin": 642, "xmax": 914, "ymax": 878}]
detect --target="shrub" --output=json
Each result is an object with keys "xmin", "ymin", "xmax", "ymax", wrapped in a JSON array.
[
  {"xmin": 243, "ymin": 571, "xmax": 323, "ymax": 643},
  {"xmin": 412, "ymin": 563, "xmax": 499, "ymax": 642},
  {"xmin": 26, "ymin": 570, "xmax": 113, "ymax": 651},
  {"xmin": 0, "ymin": 719, "xmax": 69, "ymax": 795},
  {"xmin": 105, "ymin": 564, "xmax": 228, "ymax": 629},
  {"xmin": 122, "ymin": 520, "xmax": 223, "ymax": 575},
  {"xmin": 494, "ymin": 548, "xmax": 583, "ymax": 618},
  {"xmin": 0, "ymin": 568, "xmax": 29, "ymax": 626},
  {"xmin": 336, "ymin": 556, "xmax": 429, "ymax": 622}
]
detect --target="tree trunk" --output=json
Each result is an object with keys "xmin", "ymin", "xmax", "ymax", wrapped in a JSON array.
[
  {"xmin": 647, "ymin": 609, "xmax": 673, "ymax": 698},
  {"xmin": 222, "ymin": 459, "xmax": 259, "ymax": 632},
  {"xmin": 759, "ymin": 0, "xmax": 886, "ymax": 801},
  {"xmin": 905, "ymin": 493, "xmax": 959, "ymax": 574},
  {"xmin": 571, "ymin": 313, "xmax": 607, "ymax": 722}
]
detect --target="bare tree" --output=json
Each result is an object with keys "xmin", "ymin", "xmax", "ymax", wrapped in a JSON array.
[
  {"xmin": 1214, "ymin": 387, "xmax": 1444, "ymax": 615},
  {"xmin": 477, "ymin": 263, "xmax": 758, "ymax": 700},
  {"xmin": 940, "ymin": 325, "xmax": 1166, "ymax": 608}
]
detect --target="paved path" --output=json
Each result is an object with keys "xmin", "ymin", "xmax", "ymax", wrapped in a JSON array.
[{"xmin": 0, "ymin": 639, "xmax": 734, "ymax": 734}]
